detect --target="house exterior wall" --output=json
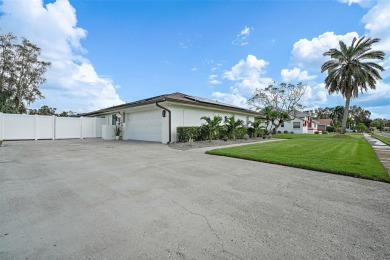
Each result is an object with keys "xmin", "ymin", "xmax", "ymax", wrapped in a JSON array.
[
  {"xmin": 104, "ymin": 102, "xmax": 256, "ymax": 143},
  {"xmin": 267, "ymin": 118, "xmax": 307, "ymax": 134},
  {"xmin": 266, "ymin": 116, "xmax": 318, "ymax": 134},
  {"xmin": 168, "ymin": 103, "xmax": 254, "ymax": 143}
]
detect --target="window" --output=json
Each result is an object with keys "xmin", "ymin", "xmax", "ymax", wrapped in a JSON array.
[
  {"xmin": 281, "ymin": 122, "xmax": 284, "ymax": 127},
  {"xmin": 293, "ymin": 122, "xmax": 300, "ymax": 128},
  {"xmin": 112, "ymin": 114, "xmax": 117, "ymax": 125}
]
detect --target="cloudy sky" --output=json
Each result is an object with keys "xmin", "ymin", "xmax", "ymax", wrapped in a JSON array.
[{"xmin": 0, "ymin": 0, "xmax": 389, "ymax": 118}]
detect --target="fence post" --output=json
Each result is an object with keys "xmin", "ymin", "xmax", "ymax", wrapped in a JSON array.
[
  {"xmin": 0, "ymin": 113, "xmax": 3, "ymax": 140},
  {"xmin": 34, "ymin": 115, "xmax": 38, "ymax": 140},
  {"xmin": 94, "ymin": 117, "xmax": 97, "ymax": 138},
  {"xmin": 52, "ymin": 115, "xmax": 56, "ymax": 140},
  {"xmin": 80, "ymin": 116, "xmax": 84, "ymax": 139}
]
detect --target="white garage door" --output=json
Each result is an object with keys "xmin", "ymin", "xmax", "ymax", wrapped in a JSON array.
[{"xmin": 127, "ymin": 110, "xmax": 162, "ymax": 142}]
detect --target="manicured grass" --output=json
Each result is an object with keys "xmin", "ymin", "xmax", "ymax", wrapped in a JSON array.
[
  {"xmin": 207, "ymin": 133, "xmax": 390, "ymax": 183},
  {"xmin": 372, "ymin": 134, "xmax": 390, "ymax": 146}
]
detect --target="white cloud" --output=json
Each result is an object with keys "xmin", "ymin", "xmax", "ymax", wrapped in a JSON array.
[
  {"xmin": 338, "ymin": 0, "xmax": 374, "ymax": 7},
  {"xmin": 232, "ymin": 26, "xmax": 253, "ymax": 46},
  {"xmin": 191, "ymin": 67, "xmax": 198, "ymax": 71},
  {"xmin": 360, "ymin": 81, "xmax": 390, "ymax": 101},
  {"xmin": 0, "ymin": 0, "xmax": 123, "ymax": 112},
  {"xmin": 281, "ymin": 67, "xmax": 317, "ymax": 82},
  {"xmin": 224, "ymin": 55, "xmax": 268, "ymax": 81},
  {"xmin": 211, "ymin": 92, "xmax": 248, "ymax": 108},
  {"xmin": 223, "ymin": 55, "xmax": 272, "ymax": 95},
  {"xmin": 361, "ymin": 0, "xmax": 390, "ymax": 52},
  {"xmin": 366, "ymin": 105, "xmax": 390, "ymax": 119},
  {"xmin": 300, "ymin": 83, "xmax": 329, "ymax": 108},
  {"xmin": 291, "ymin": 31, "xmax": 359, "ymax": 70},
  {"xmin": 208, "ymin": 74, "xmax": 222, "ymax": 85}
]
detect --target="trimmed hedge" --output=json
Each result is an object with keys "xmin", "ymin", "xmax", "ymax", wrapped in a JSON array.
[{"xmin": 177, "ymin": 126, "xmax": 208, "ymax": 142}]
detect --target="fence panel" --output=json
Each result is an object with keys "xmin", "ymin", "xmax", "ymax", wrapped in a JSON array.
[
  {"xmin": 82, "ymin": 117, "xmax": 96, "ymax": 138},
  {"xmin": 0, "ymin": 113, "xmax": 106, "ymax": 140},
  {"xmin": 96, "ymin": 118, "xmax": 106, "ymax": 138},
  {"xmin": 2, "ymin": 114, "xmax": 35, "ymax": 140},
  {"xmin": 37, "ymin": 115, "xmax": 55, "ymax": 139},
  {"xmin": 55, "ymin": 117, "xmax": 81, "ymax": 139}
]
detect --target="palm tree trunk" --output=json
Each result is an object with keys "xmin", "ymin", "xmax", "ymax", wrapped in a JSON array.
[{"xmin": 341, "ymin": 95, "xmax": 351, "ymax": 134}]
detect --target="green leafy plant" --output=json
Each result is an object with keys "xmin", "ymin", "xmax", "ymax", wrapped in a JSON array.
[
  {"xmin": 114, "ymin": 125, "xmax": 121, "ymax": 136},
  {"xmin": 201, "ymin": 115, "xmax": 222, "ymax": 141},
  {"xmin": 224, "ymin": 116, "xmax": 244, "ymax": 140}
]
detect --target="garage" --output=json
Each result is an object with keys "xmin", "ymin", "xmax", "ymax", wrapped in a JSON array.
[{"xmin": 126, "ymin": 109, "xmax": 162, "ymax": 142}]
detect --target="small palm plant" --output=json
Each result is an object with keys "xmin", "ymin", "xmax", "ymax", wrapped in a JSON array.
[
  {"xmin": 224, "ymin": 116, "xmax": 244, "ymax": 140},
  {"xmin": 201, "ymin": 115, "xmax": 222, "ymax": 141},
  {"xmin": 250, "ymin": 119, "xmax": 264, "ymax": 137}
]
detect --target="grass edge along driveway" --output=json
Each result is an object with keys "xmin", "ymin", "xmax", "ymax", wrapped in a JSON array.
[
  {"xmin": 206, "ymin": 134, "xmax": 390, "ymax": 183},
  {"xmin": 372, "ymin": 133, "xmax": 390, "ymax": 146}
]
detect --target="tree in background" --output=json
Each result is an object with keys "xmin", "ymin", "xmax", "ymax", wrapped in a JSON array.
[
  {"xmin": 321, "ymin": 36, "xmax": 384, "ymax": 134},
  {"xmin": 248, "ymin": 82, "xmax": 306, "ymax": 134},
  {"xmin": 28, "ymin": 105, "xmax": 56, "ymax": 116},
  {"xmin": 370, "ymin": 119, "xmax": 390, "ymax": 131},
  {"xmin": 354, "ymin": 123, "xmax": 368, "ymax": 133},
  {"xmin": 349, "ymin": 105, "xmax": 371, "ymax": 127},
  {"xmin": 331, "ymin": 105, "xmax": 344, "ymax": 126},
  {"xmin": 0, "ymin": 32, "xmax": 51, "ymax": 113}
]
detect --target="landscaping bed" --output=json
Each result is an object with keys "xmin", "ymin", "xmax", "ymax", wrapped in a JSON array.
[{"xmin": 169, "ymin": 137, "xmax": 271, "ymax": 151}]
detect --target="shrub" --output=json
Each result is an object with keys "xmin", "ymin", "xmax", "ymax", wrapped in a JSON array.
[
  {"xmin": 290, "ymin": 131, "xmax": 294, "ymax": 134},
  {"xmin": 277, "ymin": 131, "xmax": 281, "ymax": 134},
  {"xmin": 247, "ymin": 127, "xmax": 255, "ymax": 138},
  {"xmin": 235, "ymin": 127, "xmax": 248, "ymax": 139},
  {"xmin": 218, "ymin": 125, "xmax": 228, "ymax": 139},
  {"xmin": 258, "ymin": 129, "xmax": 265, "ymax": 138},
  {"xmin": 314, "ymin": 131, "xmax": 320, "ymax": 134},
  {"xmin": 243, "ymin": 134, "xmax": 249, "ymax": 140},
  {"xmin": 177, "ymin": 126, "xmax": 202, "ymax": 142},
  {"xmin": 283, "ymin": 130, "xmax": 289, "ymax": 134},
  {"xmin": 322, "ymin": 131, "xmax": 328, "ymax": 134},
  {"xmin": 326, "ymin": 126, "xmax": 335, "ymax": 132},
  {"xmin": 222, "ymin": 135, "xmax": 229, "ymax": 141}
]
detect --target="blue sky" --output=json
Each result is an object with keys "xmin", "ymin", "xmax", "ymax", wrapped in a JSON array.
[{"xmin": 0, "ymin": 0, "xmax": 389, "ymax": 118}]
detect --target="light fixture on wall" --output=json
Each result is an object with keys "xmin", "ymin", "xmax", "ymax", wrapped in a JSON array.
[{"xmin": 162, "ymin": 110, "xmax": 166, "ymax": 117}]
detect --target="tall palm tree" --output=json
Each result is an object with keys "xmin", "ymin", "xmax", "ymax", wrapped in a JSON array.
[{"xmin": 321, "ymin": 36, "xmax": 384, "ymax": 133}]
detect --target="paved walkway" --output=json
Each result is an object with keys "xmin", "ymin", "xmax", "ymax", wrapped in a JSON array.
[{"xmin": 364, "ymin": 133, "xmax": 390, "ymax": 175}]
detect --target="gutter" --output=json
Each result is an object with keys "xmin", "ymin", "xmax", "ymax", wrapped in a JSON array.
[{"xmin": 156, "ymin": 101, "xmax": 171, "ymax": 144}]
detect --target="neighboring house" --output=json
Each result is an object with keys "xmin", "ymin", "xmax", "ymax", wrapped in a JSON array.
[
  {"xmin": 83, "ymin": 92, "xmax": 260, "ymax": 143},
  {"xmin": 267, "ymin": 112, "xmax": 319, "ymax": 134},
  {"xmin": 316, "ymin": 118, "xmax": 333, "ymax": 131}
]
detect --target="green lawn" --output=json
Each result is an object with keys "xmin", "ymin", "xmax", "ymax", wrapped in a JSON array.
[
  {"xmin": 207, "ymin": 134, "xmax": 390, "ymax": 183},
  {"xmin": 372, "ymin": 134, "xmax": 390, "ymax": 146}
]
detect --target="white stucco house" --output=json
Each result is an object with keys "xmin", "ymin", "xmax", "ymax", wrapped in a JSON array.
[
  {"xmin": 268, "ymin": 112, "xmax": 319, "ymax": 134},
  {"xmin": 83, "ymin": 92, "xmax": 260, "ymax": 143}
]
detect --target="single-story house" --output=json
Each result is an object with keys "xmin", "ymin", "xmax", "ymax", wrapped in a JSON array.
[
  {"xmin": 316, "ymin": 118, "xmax": 333, "ymax": 131},
  {"xmin": 269, "ymin": 112, "xmax": 319, "ymax": 134},
  {"xmin": 83, "ymin": 92, "xmax": 260, "ymax": 143}
]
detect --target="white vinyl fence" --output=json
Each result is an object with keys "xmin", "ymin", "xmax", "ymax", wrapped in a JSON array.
[{"xmin": 0, "ymin": 113, "xmax": 106, "ymax": 140}]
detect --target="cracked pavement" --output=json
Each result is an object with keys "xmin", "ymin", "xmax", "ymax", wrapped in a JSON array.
[{"xmin": 1, "ymin": 139, "xmax": 390, "ymax": 259}]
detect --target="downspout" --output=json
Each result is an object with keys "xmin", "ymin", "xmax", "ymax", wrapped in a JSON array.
[{"xmin": 156, "ymin": 101, "xmax": 171, "ymax": 144}]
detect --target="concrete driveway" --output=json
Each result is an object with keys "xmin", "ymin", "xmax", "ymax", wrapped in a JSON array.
[{"xmin": 1, "ymin": 139, "xmax": 389, "ymax": 259}]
